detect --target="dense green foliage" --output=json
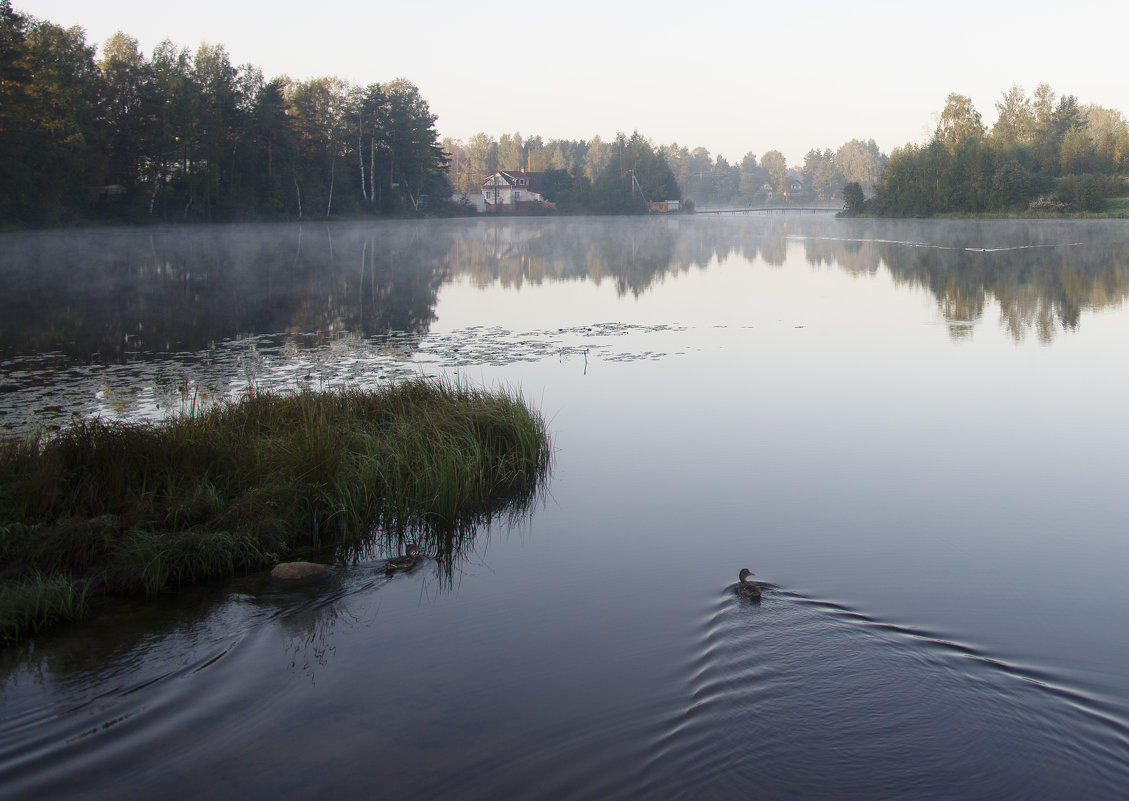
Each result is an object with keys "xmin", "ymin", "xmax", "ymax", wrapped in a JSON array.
[
  {"xmin": 3, "ymin": 3, "xmax": 887, "ymax": 220},
  {"xmin": 12, "ymin": 4, "xmax": 1127, "ymax": 222},
  {"xmin": 0, "ymin": 381, "xmax": 551, "ymax": 643},
  {"xmin": 586, "ymin": 132, "xmax": 682, "ymax": 212},
  {"xmin": 0, "ymin": 2, "xmax": 450, "ymax": 226},
  {"xmin": 869, "ymin": 87, "xmax": 1129, "ymax": 216},
  {"xmin": 841, "ymin": 182, "xmax": 865, "ymax": 216}
]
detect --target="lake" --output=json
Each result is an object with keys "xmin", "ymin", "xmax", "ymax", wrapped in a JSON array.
[{"xmin": 2, "ymin": 215, "xmax": 1129, "ymax": 799}]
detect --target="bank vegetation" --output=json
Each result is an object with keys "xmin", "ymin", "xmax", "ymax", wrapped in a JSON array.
[
  {"xmin": 854, "ymin": 86, "xmax": 1129, "ymax": 217},
  {"xmin": 0, "ymin": 380, "xmax": 552, "ymax": 644}
]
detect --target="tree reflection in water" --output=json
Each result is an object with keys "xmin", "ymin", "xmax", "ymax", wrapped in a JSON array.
[
  {"xmin": 2, "ymin": 219, "xmax": 1125, "ymax": 368},
  {"xmin": 1, "ymin": 216, "xmax": 1126, "ymax": 440}
]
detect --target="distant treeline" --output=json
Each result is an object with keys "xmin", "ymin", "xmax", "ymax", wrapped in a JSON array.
[
  {"xmin": 456, "ymin": 131, "xmax": 685, "ymax": 215},
  {"xmin": 9, "ymin": 2, "xmax": 1124, "ymax": 226},
  {"xmin": 0, "ymin": 2, "xmax": 707, "ymax": 224},
  {"xmin": 1, "ymin": 1, "xmax": 885, "ymax": 224},
  {"xmin": 0, "ymin": 1, "xmax": 451, "ymax": 226},
  {"xmin": 860, "ymin": 86, "xmax": 1129, "ymax": 217},
  {"xmin": 444, "ymin": 132, "xmax": 889, "ymax": 209}
]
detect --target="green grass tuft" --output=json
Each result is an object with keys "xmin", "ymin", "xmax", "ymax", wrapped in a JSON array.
[
  {"xmin": 0, "ymin": 572, "xmax": 89, "ymax": 645},
  {"xmin": 0, "ymin": 379, "xmax": 551, "ymax": 644}
]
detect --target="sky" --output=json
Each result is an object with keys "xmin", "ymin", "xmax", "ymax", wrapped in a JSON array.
[{"xmin": 18, "ymin": 0, "xmax": 1129, "ymax": 166}]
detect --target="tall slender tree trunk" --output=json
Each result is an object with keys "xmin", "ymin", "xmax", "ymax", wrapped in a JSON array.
[
  {"xmin": 326, "ymin": 155, "xmax": 335, "ymax": 217},
  {"xmin": 358, "ymin": 115, "xmax": 368, "ymax": 202},
  {"xmin": 369, "ymin": 140, "xmax": 376, "ymax": 206},
  {"xmin": 402, "ymin": 175, "xmax": 418, "ymax": 211},
  {"xmin": 149, "ymin": 156, "xmax": 164, "ymax": 215},
  {"xmin": 293, "ymin": 173, "xmax": 302, "ymax": 218}
]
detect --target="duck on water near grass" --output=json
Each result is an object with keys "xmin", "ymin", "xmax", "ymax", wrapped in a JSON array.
[
  {"xmin": 735, "ymin": 568, "xmax": 761, "ymax": 599},
  {"xmin": 385, "ymin": 544, "xmax": 420, "ymax": 574}
]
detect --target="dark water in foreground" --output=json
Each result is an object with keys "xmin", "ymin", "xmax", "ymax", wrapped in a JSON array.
[{"xmin": 2, "ymin": 216, "xmax": 1129, "ymax": 799}]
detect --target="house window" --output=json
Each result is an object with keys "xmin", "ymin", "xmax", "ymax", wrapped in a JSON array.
[{"xmin": 514, "ymin": 191, "xmax": 521, "ymax": 201}]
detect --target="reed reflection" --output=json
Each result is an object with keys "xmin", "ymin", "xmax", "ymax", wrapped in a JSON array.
[
  {"xmin": 351, "ymin": 462, "xmax": 549, "ymax": 594},
  {"xmin": 262, "ymin": 485, "xmax": 546, "ymax": 684}
]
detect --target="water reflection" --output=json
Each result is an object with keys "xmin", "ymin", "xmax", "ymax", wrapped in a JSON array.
[
  {"xmin": 4, "ymin": 216, "xmax": 1129, "ymax": 799},
  {"xmin": 8, "ymin": 569, "xmax": 1129, "ymax": 801},
  {"xmin": 2, "ymin": 217, "xmax": 1127, "ymax": 439},
  {"xmin": 809, "ymin": 221, "xmax": 1126, "ymax": 343},
  {"xmin": 0, "ymin": 514, "xmax": 517, "ymax": 694},
  {"xmin": 0, "ymin": 222, "xmax": 452, "ymax": 363},
  {"xmin": 2, "ymin": 218, "xmax": 1125, "ymax": 371},
  {"xmin": 473, "ymin": 217, "xmax": 1129, "ymax": 343}
]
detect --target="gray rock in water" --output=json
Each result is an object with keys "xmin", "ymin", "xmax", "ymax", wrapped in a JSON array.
[{"xmin": 270, "ymin": 561, "xmax": 330, "ymax": 582}]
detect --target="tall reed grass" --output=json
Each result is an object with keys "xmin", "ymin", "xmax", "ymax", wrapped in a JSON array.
[{"xmin": 0, "ymin": 379, "xmax": 551, "ymax": 644}]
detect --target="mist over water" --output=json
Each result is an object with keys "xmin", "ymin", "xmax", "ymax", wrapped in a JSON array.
[
  {"xmin": 3, "ymin": 216, "xmax": 1125, "ymax": 437},
  {"xmin": 3, "ymin": 215, "xmax": 1129, "ymax": 799}
]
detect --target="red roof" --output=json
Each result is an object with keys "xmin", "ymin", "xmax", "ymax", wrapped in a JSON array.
[{"xmin": 483, "ymin": 171, "xmax": 547, "ymax": 194}]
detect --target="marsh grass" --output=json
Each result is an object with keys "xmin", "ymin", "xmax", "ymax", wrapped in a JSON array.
[
  {"xmin": 0, "ymin": 572, "xmax": 89, "ymax": 643},
  {"xmin": 0, "ymin": 379, "xmax": 551, "ymax": 644}
]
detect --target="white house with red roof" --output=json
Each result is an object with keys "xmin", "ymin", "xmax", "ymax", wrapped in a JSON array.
[{"xmin": 482, "ymin": 170, "xmax": 551, "ymax": 208}]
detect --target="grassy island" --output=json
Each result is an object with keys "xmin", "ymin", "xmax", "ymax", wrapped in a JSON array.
[{"xmin": 0, "ymin": 380, "xmax": 551, "ymax": 644}]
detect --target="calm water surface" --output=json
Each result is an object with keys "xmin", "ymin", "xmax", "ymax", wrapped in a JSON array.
[{"xmin": 2, "ymin": 216, "xmax": 1129, "ymax": 799}]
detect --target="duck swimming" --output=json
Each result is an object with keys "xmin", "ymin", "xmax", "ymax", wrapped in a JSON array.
[
  {"xmin": 735, "ymin": 568, "xmax": 761, "ymax": 599},
  {"xmin": 385, "ymin": 544, "xmax": 420, "ymax": 574}
]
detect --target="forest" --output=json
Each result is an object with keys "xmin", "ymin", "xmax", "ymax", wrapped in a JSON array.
[
  {"xmin": 0, "ymin": 3, "xmax": 885, "ymax": 225},
  {"xmin": 864, "ymin": 87, "xmax": 1129, "ymax": 216},
  {"xmin": 444, "ymin": 132, "xmax": 886, "ymax": 210},
  {"xmin": 0, "ymin": 1, "xmax": 451, "ymax": 226},
  {"xmin": 4, "ymin": 1, "xmax": 1127, "ymax": 225}
]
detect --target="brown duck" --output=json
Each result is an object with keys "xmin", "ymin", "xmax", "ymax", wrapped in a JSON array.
[
  {"xmin": 385, "ymin": 544, "xmax": 420, "ymax": 574},
  {"xmin": 735, "ymin": 568, "xmax": 761, "ymax": 599}
]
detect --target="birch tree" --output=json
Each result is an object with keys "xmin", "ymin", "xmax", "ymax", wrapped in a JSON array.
[{"xmin": 286, "ymin": 76, "xmax": 349, "ymax": 216}]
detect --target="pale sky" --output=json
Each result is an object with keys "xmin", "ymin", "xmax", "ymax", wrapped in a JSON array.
[{"xmin": 18, "ymin": 0, "xmax": 1129, "ymax": 165}]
